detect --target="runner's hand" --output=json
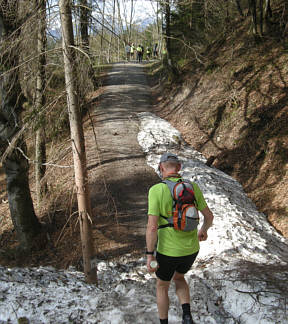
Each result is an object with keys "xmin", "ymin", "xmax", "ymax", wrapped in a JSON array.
[
  {"xmin": 147, "ymin": 255, "xmax": 157, "ymax": 272},
  {"xmin": 198, "ymin": 228, "xmax": 208, "ymax": 241}
]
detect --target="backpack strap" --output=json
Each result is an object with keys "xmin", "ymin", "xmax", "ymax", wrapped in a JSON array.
[
  {"xmin": 162, "ymin": 179, "xmax": 182, "ymax": 197},
  {"xmin": 158, "ymin": 213, "xmax": 173, "ymax": 229},
  {"xmin": 157, "ymin": 179, "xmax": 181, "ymax": 230}
]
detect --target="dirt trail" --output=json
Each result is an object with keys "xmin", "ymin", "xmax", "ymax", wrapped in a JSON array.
[{"xmin": 85, "ymin": 62, "xmax": 159, "ymax": 259}]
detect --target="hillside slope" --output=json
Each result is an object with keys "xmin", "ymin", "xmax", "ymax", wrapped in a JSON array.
[{"xmin": 151, "ymin": 30, "xmax": 288, "ymax": 237}]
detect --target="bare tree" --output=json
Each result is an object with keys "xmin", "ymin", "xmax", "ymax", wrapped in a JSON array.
[
  {"xmin": 248, "ymin": 0, "xmax": 258, "ymax": 36},
  {"xmin": 128, "ymin": 0, "xmax": 134, "ymax": 43},
  {"xmin": 0, "ymin": 0, "xmax": 42, "ymax": 250},
  {"xmin": 35, "ymin": 0, "xmax": 47, "ymax": 207},
  {"xmin": 163, "ymin": 0, "xmax": 177, "ymax": 73},
  {"xmin": 259, "ymin": 0, "xmax": 264, "ymax": 35},
  {"xmin": 264, "ymin": 0, "xmax": 272, "ymax": 19},
  {"xmin": 163, "ymin": 0, "xmax": 171, "ymax": 58},
  {"xmin": 235, "ymin": 0, "xmax": 244, "ymax": 17},
  {"xmin": 59, "ymin": 0, "xmax": 97, "ymax": 284},
  {"xmin": 100, "ymin": 0, "xmax": 106, "ymax": 62},
  {"xmin": 79, "ymin": 0, "xmax": 90, "ymax": 52},
  {"xmin": 107, "ymin": 0, "xmax": 116, "ymax": 62}
]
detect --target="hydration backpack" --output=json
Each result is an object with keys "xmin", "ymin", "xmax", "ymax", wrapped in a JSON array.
[{"xmin": 158, "ymin": 179, "xmax": 199, "ymax": 232}]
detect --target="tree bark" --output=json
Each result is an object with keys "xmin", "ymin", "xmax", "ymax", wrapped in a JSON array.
[
  {"xmin": 235, "ymin": 0, "xmax": 244, "ymax": 17},
  {"xmin": 107, "ymin": 0, "xmax": 116, "ymax": 63},
  {"xmin": 225, "ymin": 0, "xmax": 230, "ymax": 28},
  {"xmin": 128, "ymin": 0, "xmax": 134, "ymax": 43},
  {"xmin": 100, "ymin": 0, "xmax": 105, "ymax": 63},
  {"xmin": 263, "ymin": 0, "xmax": 273, "ymax": 34},
  {"xmin": 59, "ymin": 0, "xmax": 97, "ymax": 284},
  {"xmin": 79, "ymin": 0, "xmax": 95, "ymax": 86},
  {"xmin": 164, "ymin": 0, "xmax": 171, "ymax": 64},
  {"xmin": 35, "ymin": 0, "xmax": 47, "ymax": 207},
  {"xmin": 259, "ymin": 0, "xmax": 264, "ymax": 35},
  {"xmin": 264, "ymin": 0, "xmax": 272, "ymax": 19},
  {"xmin": 163, "ymin": 0, "xmax": 177, "ymax": 74},
  {"xmin": 79, "ymin": 0, "xmax": 89, "ymax": 51},
  {"xmin": 4, "ymin": 145, "xmax": 41, "ymax": 249},
  {"xmin": 0, "ymin": 2, "xmax": 41, "ymax": 250},
  {"xmin": 248, "ymin": 0, "xmax": 258, "ymax": 36}
]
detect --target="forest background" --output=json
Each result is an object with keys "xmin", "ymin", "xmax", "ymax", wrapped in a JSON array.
[{"xmin": 0, "ymin": 0, "xmax": 287, "ymax": 283}]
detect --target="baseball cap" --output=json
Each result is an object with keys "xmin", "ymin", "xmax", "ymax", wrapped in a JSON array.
[{"xmin": 159, "ymin": 152, "xmax": 180, "ymax": 163}]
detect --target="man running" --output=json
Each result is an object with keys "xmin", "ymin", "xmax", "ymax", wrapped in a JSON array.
[{"xmin": 146, "ymin": 153, "xmax": 214, "ymax": 324}]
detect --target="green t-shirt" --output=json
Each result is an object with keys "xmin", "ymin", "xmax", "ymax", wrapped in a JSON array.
[{"xmin": 148, "ymin": 177, "xmax": 207, "ymax": 257}]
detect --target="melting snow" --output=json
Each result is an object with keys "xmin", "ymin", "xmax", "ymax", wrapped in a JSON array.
[{"xmin": 0, "ymin": 112, "xmax": 287, "ymax": 324}]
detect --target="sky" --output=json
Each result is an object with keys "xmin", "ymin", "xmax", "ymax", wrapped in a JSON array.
[
  {"xmin": 1, "ymin": 109, "xmax": 287, "ymax": 324},
  {"xmin": 124, "ymin": 0, "xmax": 157, "ymax": 24}
]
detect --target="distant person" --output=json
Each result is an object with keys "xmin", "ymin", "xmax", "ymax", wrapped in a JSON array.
[
  {"xmin": 153, "ymin": 43, "xmax": 158, "ymax": 58},
  {"xmin": 146, "ymin": 153, "xmax": 214, "ymax": 324},
  {"xmin": 141, "ymin": 45, "xmax": 144, "ymax": 62},
  {"xmin": 130, "ymin": 43, "xmax": 135, "ymax": 60},
  {"xmin": 136, "ymin": 45, "xmax": 143, "ymax": 63},
  {"xmin": 125, "ymin": 43, "xmax": 131, "ymax": 61},
  {"xmin": 146, "ymin": 47, "xmax": 151, "ymax": 60}
]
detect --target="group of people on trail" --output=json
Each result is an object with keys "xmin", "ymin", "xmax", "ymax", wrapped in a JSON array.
[
  {"xmin": 124, "ymin": 42, "xmax": 158, "ymax": 62},
  {"xmin": 146, "ymin": 153, "xmax": 214, "ymax": 324}
]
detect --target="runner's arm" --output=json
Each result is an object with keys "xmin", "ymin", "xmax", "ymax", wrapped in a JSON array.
[
  {"xmin": 198, "ymin": 206, "xmax": 213, "ymax": 241},
  {"xmin": 146, "ymin": 215, "xmax": 158, "ymax": 272},
  {"xmin": 146, "ymin": 215, "xmax": 158, "ymax": 252}
]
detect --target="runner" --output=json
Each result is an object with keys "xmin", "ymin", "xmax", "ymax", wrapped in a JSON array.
[
  {"xmin": 146, "ymin": 153, "xmax": 214, "ymax": 324},
  {"xmin": 136, "ymin": 45, "xmax": 143, "ymax": 63},
  {"xmin": 146, "ymin": 47, "xmax": 151, "ymax": 60},
  {"xmin": 130, "ymin": 43, "xmax": 135, "ymax": 60}
]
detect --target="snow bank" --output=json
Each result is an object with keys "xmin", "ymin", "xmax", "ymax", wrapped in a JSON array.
[
  {"xmin": 137, "ymin": 112, "xmax": 288, "ymax": 324},
  {"xmin": 0, "ymin": 261, "xmax": 161, "ymax": 324}
]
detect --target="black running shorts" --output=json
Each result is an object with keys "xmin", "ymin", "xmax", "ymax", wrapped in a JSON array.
[{"xmin": 155, "ymin": 251, "xmax": 199, "ymax": 281}]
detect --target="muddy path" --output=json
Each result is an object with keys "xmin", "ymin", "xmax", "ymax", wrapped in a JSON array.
[{"xmin": 85, "ymin": 62, "xmax": 160, "ymax": 259}]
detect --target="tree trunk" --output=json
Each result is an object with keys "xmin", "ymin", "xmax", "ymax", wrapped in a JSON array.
[
  {"xmin": 264, "ymin": 0, "xmax": 272, "ymax": 18},
  {"xmin": 79, "ymin": 0, "xmax": 89, "ymax": 51},
  {"xmin": 59, "ymin": 0, "xmax": 97, "ymax": 284},
  {"xmin": 100, "ymin": 0, "xmax": 106, "ymax": 63},
  {"xmin": 128, "ymin": 0, "xmax": 134, "ymax": 43},
  {"xmin": 4, "ymin": 146, "xmax": 41, "ymax": 249},
  {"xmin": 164, "ymin": 0, "xmax": 171, "ymax": 64},
  {"xmin": 235, "ymin": 0, "xmax": 244, "ymax": 17},
  {"xmin": 225, "ymin": 0, "xmax": 230, "ymax": 29},
  {"xmin": 107, "ymin": 0, "xmax": 116, "ymax": 63},
  {"xmin": 163, "ymin": 0, "xmax": 177, "ymax": 74},
  {"xmin": 79, "ymin": 0, "xmax": 95, "ymax": 85},
  {"xmin": 263, "ymin": 0, "xmax": 272, "ymax": 33},
  {"xmin": 259, "ymin": 0, "xmax": 264, "ymax": 35},
  {"xmin": 248, "ymin": 0, "xmax": 258, "ymax": 36},
  {"xmin": 0, "ymin": 4, "xmax": 41, "ymax": 250},
  {"xmin": 35, "ymin": 0, "xmax": 47, "ymax": 207}
]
